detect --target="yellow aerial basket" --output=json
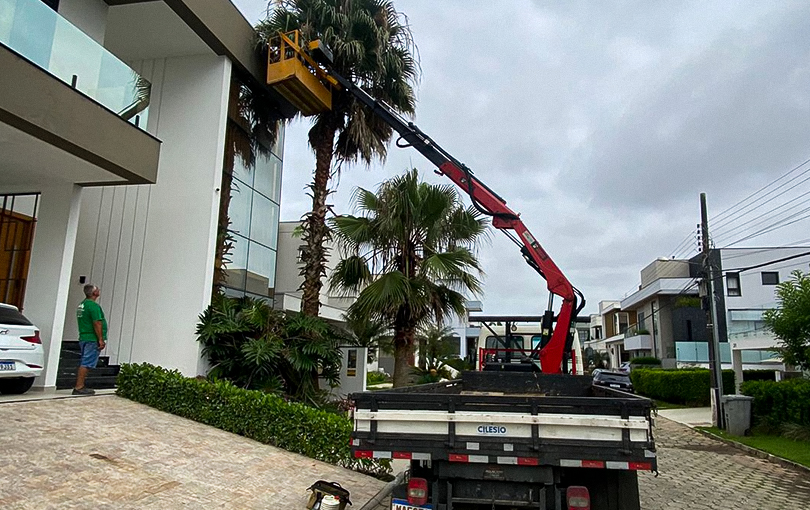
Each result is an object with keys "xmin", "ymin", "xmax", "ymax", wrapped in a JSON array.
[{"xmin": 266, "ymin": 31, "xmax": 335, "ymax": 116}]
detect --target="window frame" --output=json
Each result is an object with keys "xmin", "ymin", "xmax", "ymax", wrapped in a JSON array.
[
  {"xmin": 761, "ymin": 271, "xmax": 779, "ymax": 286},
  {"xmin": 726, "ymin": 272, "xmax": 742, "ymax": 296}
]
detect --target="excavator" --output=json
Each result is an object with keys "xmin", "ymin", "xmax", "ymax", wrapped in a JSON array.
[{"xmin": 266, "ymin": 31, "xmax": 586, "ymax": 375}]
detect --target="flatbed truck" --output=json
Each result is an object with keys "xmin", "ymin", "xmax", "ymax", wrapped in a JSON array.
[{"xmin": 266, "ymin": 30, "xmax": 657, "ymax": 509}]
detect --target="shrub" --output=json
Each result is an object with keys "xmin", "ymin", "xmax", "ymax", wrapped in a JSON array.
[
  {"xmin": 630, "ymin": 357, "xmax": 661, "ymax": 366},
  {"xmin": 630, "ymin": 368, "xmax": 773, "ymax": 406},
  {"xmin": 367, "ymin": 370, "xmax": 390, "ymax": 385},
  {"xmin": 741, "ymin": 378, "xmax": 810, "ymax": 429},
  {"xmin": 116, "ymin": 362, "xmax": 388, "ymax": 474},
  {"xmin": 631, "ymin": 369, "xmax": 718, "ymax": 406},
  {"xmin": 196, "ymin": 294, "xmax": 346, "ymax": 405}
]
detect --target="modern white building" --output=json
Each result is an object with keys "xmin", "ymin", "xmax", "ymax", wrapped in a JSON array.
[
  {"xmin": 1, "ymin": 0, "xmax": 297, "ymax": 391},
  {"xmin": 614, "ymin": 248, "xmax": 810, "ymax": 382},
  {"xmin": 274, "ymin": 220, "xmax": 356, "ymax": 323}
]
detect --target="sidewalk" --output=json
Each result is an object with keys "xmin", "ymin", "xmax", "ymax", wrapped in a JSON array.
[
  {"xmin": 0, "ymin": 395, "xmax": 386, "ymax": 509},
  {"xmin": 657, "ymin": 407, "xmax": 712, "ymax": 427}
]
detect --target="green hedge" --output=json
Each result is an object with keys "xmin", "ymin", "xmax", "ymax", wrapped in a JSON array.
[
  {"xmin": 116, "ymin": 363, "xmax": 355, "ymax": 466},
  {"xmin": 741, "ymin": 378, "xmax": 810, "ymax": 428},
  {"xmin": 630, "ymin": 369, "xmax": 776, "ymax": 406},
  {"xmin": 630, "ymin": 357, "xmax": 661, "ymax": 366}
]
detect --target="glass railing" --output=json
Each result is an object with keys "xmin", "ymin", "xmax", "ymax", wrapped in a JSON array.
[{"xmin": 0, "ymin": 0, "xmax": 150, "ymax": 129}]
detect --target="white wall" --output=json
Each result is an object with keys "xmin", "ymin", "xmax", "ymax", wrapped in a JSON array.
[
  {"xmin": 65, "ymin": 53, "xmax": 232, "ymax": 376},
  {"xmin": 721, "ymin": 247, "xmax": 810, "ymax": 309},
  {"xmin": 63, "ymin": 185, "xmax": 151, "ymax": 366},
  {"xmin": 24, "ymin": 185, "xmax": 82, "ymax": 388}
]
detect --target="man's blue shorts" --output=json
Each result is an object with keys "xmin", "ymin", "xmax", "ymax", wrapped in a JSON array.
[{"xmin": 79, "ymin": 341, "xmax": 100, "ymax": 368}]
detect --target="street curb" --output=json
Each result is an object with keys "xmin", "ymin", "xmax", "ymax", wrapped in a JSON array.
[
  {"xmin": 359, "ymin": 470, "xmax": 406, "ymax": 510},
  {"xmin": 695, "ymin": 428, "xmax": 810, "ymax": 476}
]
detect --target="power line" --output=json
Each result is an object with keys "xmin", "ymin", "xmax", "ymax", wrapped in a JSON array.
[
  {"xmin": 723, "ymin": 208, "xmax": 810, "ymax": 248},
  {"xmin": 710, "ymin": 157, "xmax": 810, "ymax": 226},
  {"xmin": 714, "ymin": 190, "xmax": 810, "ymax": 244}
]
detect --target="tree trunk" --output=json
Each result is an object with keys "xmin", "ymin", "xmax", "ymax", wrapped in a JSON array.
[
  {"xmin": 300, "ymin": 126, "xmax": 336, "ymax": 317},
  {"xmin": 393, "ymin": 326, "xmax": 416, "ymax": 387}
]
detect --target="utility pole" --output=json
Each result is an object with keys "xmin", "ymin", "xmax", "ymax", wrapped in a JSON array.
[{"xmin": 700, "ymin": 193, "xmax": 725, "ymax": 428}]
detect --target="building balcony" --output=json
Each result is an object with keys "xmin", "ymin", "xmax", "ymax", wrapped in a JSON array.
[
  {"xmin": 623, "ymin": 333, "xmax": 653, "ymax": 351},
  {"xmin": 0, "ymin": 0, "xmax": 160, "ymax": 188}
]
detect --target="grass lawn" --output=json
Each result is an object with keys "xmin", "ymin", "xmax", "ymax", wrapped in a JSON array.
[
  {"xmin": 653, "ymin": 399, "xmax": 690, "ymax": 410},
  {"xmin": 697, "ymin": 427, "xmax": 810, "ymax": 469}
]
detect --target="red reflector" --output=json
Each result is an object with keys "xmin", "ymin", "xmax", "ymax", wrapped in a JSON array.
[
  {"xmin": 21, "ymin": 331, "xmax": 41, "ymax": 344},
  {"xmin": 629, "ymin": 462, "xmax": 652, "ymax": 471},
  {"xmin": 566, "ymin": 485, "xmax": 591, "ymax": 510},
  {"xmin": 448, "ymin": 454, "xmax": 468, "ymax": 462},
  {"xmin": 407, "ymin": 477, "xmax": 428, "ymax": 506},
  {"xmin": 517, "ymin": 457, "xmax": 538, "ymax": 466},
  {"xmin": 393, "ymin": 452, "xmax": 412, "ymax": 459},
  {"xmin": 354, "ymin": 450, "xmax": 373, "ymax": 459},
  {"xmin": 26, "ymin": 364, "xmax": 43, "ymax": 369},
  {"xmin": 581, "ymin": 460, "xmax": 604, "ymax": 469}
]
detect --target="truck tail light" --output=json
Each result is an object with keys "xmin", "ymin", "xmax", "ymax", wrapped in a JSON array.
[
  {"xmin": 21, "ymin": 331, "xmax": 41, "ymax": 344},
  {"xmin": 407, "ymin": 477, "xmax": 428, "ymax": 506},
  {"xmin": 566, "ymin": 486, "xmax": 591, "ymax": 509}
]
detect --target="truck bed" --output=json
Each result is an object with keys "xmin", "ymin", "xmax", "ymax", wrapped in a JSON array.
[{"xmin": 351, "ymin": 371, "xmax": 657, "ymax": 472}]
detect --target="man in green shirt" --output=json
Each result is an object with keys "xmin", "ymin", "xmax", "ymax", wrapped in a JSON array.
[{"xmin": 73, "ymin": 284, "xmax": 107, "ymax": 396}]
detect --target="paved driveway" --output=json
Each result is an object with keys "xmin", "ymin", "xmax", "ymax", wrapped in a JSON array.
[
  {"xmin": 638, "ymin": 417, "xmax": 810, "ymax": 509},
  {"xmin": 0, "ymin": 395, "xmax": 385, "ymax": 509}
]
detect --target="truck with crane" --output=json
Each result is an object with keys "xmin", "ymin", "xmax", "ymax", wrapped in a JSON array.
[{"xmin": 266, "ymin": 31, "xmax": 656, "ymax": 510}]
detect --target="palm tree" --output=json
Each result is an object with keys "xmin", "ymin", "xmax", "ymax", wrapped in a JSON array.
[
  {"xmin": 257, "ymin": 0, "xmax": 418, "ymax": 317},
  {"xmin": 328, "ymin": 169, "xmax": 488, "ymax": 387},
  {"xmin": 343, "ymin": 308, "xmax": 391, "ymax": 362}
]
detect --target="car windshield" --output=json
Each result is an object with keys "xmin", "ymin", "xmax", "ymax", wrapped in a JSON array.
[
  {"xmin": 0, "ymin": 305, "xmax": 33, "ymax": 326},
  {"xmin": 594, "ymin": 372, "xmax": 630, "ymax": 383}
]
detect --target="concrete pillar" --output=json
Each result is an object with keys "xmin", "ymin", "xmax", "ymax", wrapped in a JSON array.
[
  {"xmin": 23, "ymin": 185, "xmax": 82, "ymax": 390},
  {"xmin": 732, "ymin": 348, "xmax": 744, "ymax": 394}
]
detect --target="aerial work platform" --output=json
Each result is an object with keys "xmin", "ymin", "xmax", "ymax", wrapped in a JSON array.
[{"xmin": 266, "ymin": 31, "xmax": 334, "ymax": 116}]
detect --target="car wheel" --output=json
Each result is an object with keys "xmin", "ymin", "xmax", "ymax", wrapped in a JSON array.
[{"xmin": 0, "ymin": 377, "xmax": 35, "ymax": 395}]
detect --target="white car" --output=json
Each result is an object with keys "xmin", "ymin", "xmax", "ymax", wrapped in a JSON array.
[{"xmin": 0, "ymin": 303, "xmax": 43, "ymax": 395}]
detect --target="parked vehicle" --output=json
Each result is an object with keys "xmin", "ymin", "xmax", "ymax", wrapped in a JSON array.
[
  {"xmin": 592, "ymin": 370, "xmax": 634, "ymax": 393},
  {"xmin": 0, "ymin": 303, "xmax": 43, "ymax": 395}
]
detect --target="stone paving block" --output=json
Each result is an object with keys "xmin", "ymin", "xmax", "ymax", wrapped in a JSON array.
[{"xmin": 0, "ymin": 395, "xmax": 385, "ymax": 509}]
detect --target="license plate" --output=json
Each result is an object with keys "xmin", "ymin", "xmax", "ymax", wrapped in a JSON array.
[
  {"xmin": 610, "ymin": 384, "xmax": 621, "ymax": 388},
  {"xmin": 392, "ymin": 498, "xmax": 432, "ymax": 510},
  {"xmin": 0, "ymin": 361, "xmax": 15, "ymax": 371}
]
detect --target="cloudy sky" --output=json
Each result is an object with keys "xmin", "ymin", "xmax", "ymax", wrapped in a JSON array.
[{"xmin": 233, "ymin": 0, "xmax": 810, "ymax": 315}]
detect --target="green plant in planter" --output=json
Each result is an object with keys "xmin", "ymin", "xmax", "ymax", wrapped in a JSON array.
[{"xmin": 196, "ymin": 294, "xmax": 344, "ymax": 405}]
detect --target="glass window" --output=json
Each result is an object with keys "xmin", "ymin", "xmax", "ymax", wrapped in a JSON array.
[
  {"xmin": 727, "ymin": 272, "xmax": 741, "ymax": 296},
  {"xmin": 616, "ymin": 312, "xmax": 629, "ymax": 334},
  {"xmin": 228, "ymin": 179, "xmax": 252, "ymax": 237},
  {"xmin": 232, "ymin": 154, "xmax": 253, "ymax": 187},
  {"xmin": 485, "ymin": 335, "xmax": 524, "ymax": 349},
  {"xmin": 224, "ymin": 234, "xmax": 248, "ymax": 290},
  {"xmin": 761, "ymin": 272, "xmax": 779, "ymax": 286},
  {"xmin": 249, "ymin": 193, "xmax": 279, "ymax": 249},
  {"xmin": 247, "ymin": 242, "xmax": 276, "ymax": 295},
  {"xmin": 272, "ymin": 124, "xmax": 285, "ymax": 159},
  {"xmin": 254, "ymin": 153, "xmax": 282, "ymax": 203}
]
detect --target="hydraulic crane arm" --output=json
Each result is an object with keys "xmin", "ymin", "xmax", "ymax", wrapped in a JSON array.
[{"xmin": 302, "ymin": 39, "xmax": 585, "ymax": 373}]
